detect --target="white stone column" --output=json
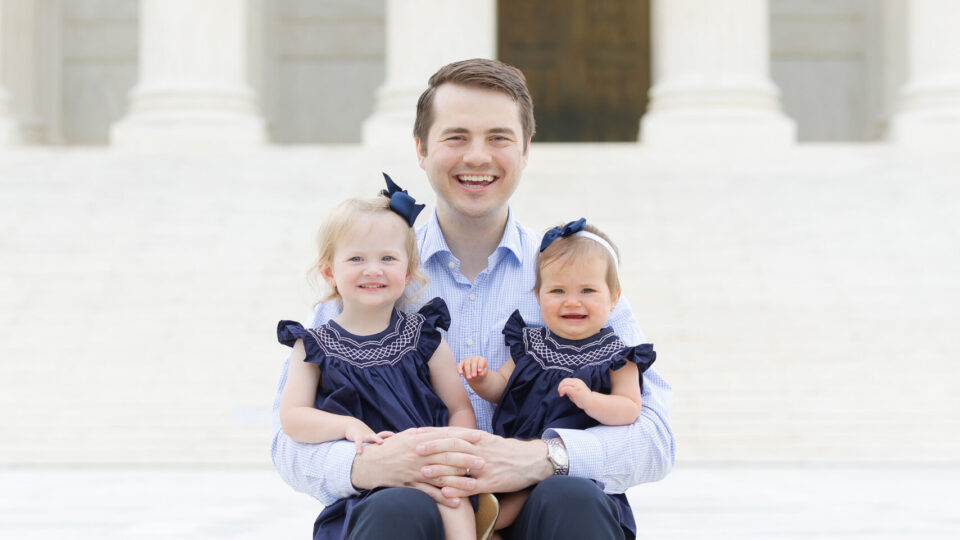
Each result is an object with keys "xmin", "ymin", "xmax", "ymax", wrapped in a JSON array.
[
  {"xmin": 111, "ymin": 0, "xmax": 267, "ymax": 148},
  {"xmin": 362, "ymin": 0, "xmax": 496, "ymax": 150},
  {"xmin": 640, "ymin": 0, "xmax": 795, "ymax": 147},
  {"xmin": 889, "ymin": 0, "xmax": 960, "ymax": 147},
  {"xmin": 0, "ymin": 0, "xmax": 51, "ymax": 145}
]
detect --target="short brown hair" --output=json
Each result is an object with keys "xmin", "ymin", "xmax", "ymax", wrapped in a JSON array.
[
  {"xmin": 534, "ymin": 223, "xmax": 621, "ymax": 300},
  {"xmin": 414, "ymin": 58, "xmax": 535, "ymax": 155}
]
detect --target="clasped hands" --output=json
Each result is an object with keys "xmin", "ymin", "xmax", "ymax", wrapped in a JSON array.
[{"xmin": 350, "ymin": 426, "xmax": 550, "ymax": 508}]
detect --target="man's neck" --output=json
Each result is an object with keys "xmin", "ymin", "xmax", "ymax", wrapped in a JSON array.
[{"xmin": 437, "ymin": 207, "xmax": 509, "ymax": 282}]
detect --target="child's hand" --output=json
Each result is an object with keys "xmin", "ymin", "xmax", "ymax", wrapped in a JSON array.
[
  {"xmin": 558, "ymin": 378, "xmax": 592, "ymax": 410},
  {"xmin": 344, "ymin": 419, "xmax": 392, "ymax": 454},
  {"xmin": 457, "ymin": 355, "xmax": 489, "ymax": 381}
]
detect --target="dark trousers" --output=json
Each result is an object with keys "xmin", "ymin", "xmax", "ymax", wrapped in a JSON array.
[{"xmin": 341, "ymin": 477, "xmax": 627, "ymax": 540}]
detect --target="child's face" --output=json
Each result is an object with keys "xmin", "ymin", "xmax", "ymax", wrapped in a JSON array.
[
  {"xmin": 322, "ymin": 212, "xmax": 411, "ymax": 311},
  {"xmin": 536, "ymin": 256, "xmax": 618, "ymax": 341}
]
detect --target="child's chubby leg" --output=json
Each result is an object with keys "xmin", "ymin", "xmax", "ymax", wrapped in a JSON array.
[
  {"xmin": 494, "ymin": 490, "xmax": 529, "ymax": 531},
  {"xmin": 438, "ymin": 500, "xmax": 476, "ymax": 540}
]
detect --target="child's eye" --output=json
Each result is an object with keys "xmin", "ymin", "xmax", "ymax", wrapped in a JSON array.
[
  {"xmin": 382, "ymin": 255, "xmax": 396, "ymax": 262},
  {"xmin": 549, "ymin": 288, "xmax": 564, "ymax": 294},
  {"xmin": 582, "ymin": 288, "xmax": 597, "ymax": 294},
  {"xmin": 348, "ymin": 256, "xmax": 362, "ymax": 262}
]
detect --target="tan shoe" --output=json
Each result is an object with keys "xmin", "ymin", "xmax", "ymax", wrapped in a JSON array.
[{"xmin": 474, "ymin": 492, "xmax": 500, "ymax": 540}]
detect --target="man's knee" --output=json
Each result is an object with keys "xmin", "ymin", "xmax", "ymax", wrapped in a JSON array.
[
  {"xmin": 344, "ymin": 488, "xmax": 442, "ymax": 540},
  {"xmin": 508, "ymin": 477, "xmax": 625, "ymax": 540}
]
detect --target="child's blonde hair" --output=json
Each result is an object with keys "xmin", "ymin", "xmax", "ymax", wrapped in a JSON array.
[
  {"xmin": 309, "ymin": 195, "xmax": 425, "ymax": 306},
  {"xmin": 534, "ymin": 222, "xmax": 621, "ymax": 300}
]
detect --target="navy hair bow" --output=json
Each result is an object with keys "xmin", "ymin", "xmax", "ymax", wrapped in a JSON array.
[
  {"xmin": 381, "ymin": 172, "xmax": 425, "ymax": 227},
  {"xmin": 539, "ymin": 217, "xmax": 587, "ymax": 252}
]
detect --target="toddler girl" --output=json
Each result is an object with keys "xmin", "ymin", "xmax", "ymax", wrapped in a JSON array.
[
  {"xmin": 278, "ymin": 175, "xmax": 480, "ymax": 540},
  {"xmin": 458, "ymin": 218, "xmax": 656, "ymax": 537}
]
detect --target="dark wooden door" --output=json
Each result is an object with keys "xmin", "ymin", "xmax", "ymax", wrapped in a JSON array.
[{"xmin": 498, "ymin": 0, "xmax": 651, "ymax": 142}]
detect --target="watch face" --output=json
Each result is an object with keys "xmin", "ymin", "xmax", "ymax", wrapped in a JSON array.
[{"xmin": 548, "ymin": 439, "xmax": 568, "ymax": 473}]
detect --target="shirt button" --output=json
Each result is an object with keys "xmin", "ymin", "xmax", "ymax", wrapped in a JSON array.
[
  {"xmin": 468, "ymin": 293, "xmax": 476, "ymax": 301},
  {"xmin": 466, "ymin": 338, "xmax": 474, "ymax": 347},
  {"xmin": 447, "ymin": 261, "xmax": 456, "ymax": 269}
]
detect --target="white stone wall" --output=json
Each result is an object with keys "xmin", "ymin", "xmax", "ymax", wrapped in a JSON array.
[
  {"xmin": 61, "ymin": 0, "xmax": 138, "ymax": 144},
  {"xmin": 266, "ymin": 0, "xmax": 385, "ymax": 143},
  {"xmin": 24, "ymin": 0, "xmax": 386, "ymax": 145},
  {"xmin": 1, "ymin": 145, "xmax": 958, "ymax": 464}
]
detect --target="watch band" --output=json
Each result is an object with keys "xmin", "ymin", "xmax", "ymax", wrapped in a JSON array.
[{"xmin": 545, "ymin": 437, "xmax": 569, "ymax": 476}]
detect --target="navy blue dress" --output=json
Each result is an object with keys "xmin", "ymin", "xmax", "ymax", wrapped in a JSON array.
[
  {"xmin": 277, "ymin": 298, "xmax": 452, "ymax": 540},
  {"xmin": 491, "ymin": 310, "xmax": 656, "ymax": 538}
]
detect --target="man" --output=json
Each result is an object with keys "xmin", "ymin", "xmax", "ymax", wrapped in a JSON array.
[{"xmin": 272, "ymin": 58, "xmax": 674, "ymax": 539}]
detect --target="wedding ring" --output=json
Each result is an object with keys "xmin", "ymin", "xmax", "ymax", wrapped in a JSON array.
[{"xmin": 465, "ymin": 467, "xmax": 471, "ymax": 477}]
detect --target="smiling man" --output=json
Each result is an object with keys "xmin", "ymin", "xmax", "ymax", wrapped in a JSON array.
[{"xmin": 271, "ymin": 59, "xmax": 675, "ymax": 540}]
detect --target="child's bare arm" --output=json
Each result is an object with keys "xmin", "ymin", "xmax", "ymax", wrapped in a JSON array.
[
  {"xmin": 279, "ymin": 339, "xmax": 390, "ymax": 452},
  {"xmin": 558, "ymin": 362, "xmax": 643, "ymax": 425},
  {"xmin": 428, "ymin": 339, "xmax": 476, "ymax": 429},
  {"xmin": 457, "ymin": 356, "xmax": 515, "ymax": 404}
]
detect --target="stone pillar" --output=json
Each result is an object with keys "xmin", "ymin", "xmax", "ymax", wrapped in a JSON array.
[
  {"xmin": 362, "ymin": 0, "xmax": 496, "ymax": 150},
  {"xmin": 889, "ymin": 0, "xmax": 960, "ymax": 147},
  {"xmin": 0, "ymin": 0, "xmax": 51, "ymax": 145},
  {"xmin": 111, "ymin": 0, "xmax": 267, "ymax": 148},
  {"xmin": 640, "ymin": 0, "xmax": 795, "ymax": 147}
]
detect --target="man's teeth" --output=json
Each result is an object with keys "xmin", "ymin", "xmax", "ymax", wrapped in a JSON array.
[{"xmin": 459, "ymin": 175, "xmax": 494, "ymax": 184}]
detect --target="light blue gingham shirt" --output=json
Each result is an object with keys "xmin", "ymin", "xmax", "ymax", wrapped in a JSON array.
[{"xmin": 271, "ymin": 209, "xmax": 675, "ymax": 504}]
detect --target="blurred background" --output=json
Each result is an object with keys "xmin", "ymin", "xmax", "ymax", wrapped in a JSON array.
[{"xmin": 1, "ymin": 0, "xmax": 958, "ymax": 538}]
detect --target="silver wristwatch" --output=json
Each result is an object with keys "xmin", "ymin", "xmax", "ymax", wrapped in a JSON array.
[{"xmin": 545, "ymin": 437, "xmax": 569, "ymax": 476}]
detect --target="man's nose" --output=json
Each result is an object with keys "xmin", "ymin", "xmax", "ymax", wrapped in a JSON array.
[{"xmin": 463, "ymin": 141, "xmax": 492, "ymax": 166}]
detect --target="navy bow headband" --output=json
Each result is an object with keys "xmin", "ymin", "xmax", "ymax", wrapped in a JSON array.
[
  {"xmin": 381, "ymin": 173, "xmax": 424, "ymax": 227},
  {"xmin": 539, "ymin": 218, "xmax": 587, "ymax": 252}
]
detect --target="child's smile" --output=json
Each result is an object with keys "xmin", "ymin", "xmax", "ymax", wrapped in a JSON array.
[
  {"xmin": 322, "ymin": 213, "xmax": 411, "ymax": 314},
  {"xmin": 536, "ymin": 256, "xmax": 618, "ymax": 341}
]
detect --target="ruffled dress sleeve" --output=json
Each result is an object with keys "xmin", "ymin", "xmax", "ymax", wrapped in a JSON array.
[
  {"xmin": 413, "ymin": 297, "xmax": 451, "ymax": 360},
  {"xmin": 276, "ymin": 320, "xmax": 326, "ymax": 368},
  {"xmin": 501, "ymin": 310, "xmax": 528, "ymax": 362},
  {"xmin": 277, "ymin": 320, "xmax": 308, "ymax": 347},
  {"xmin": 609, "ymin": 342, "xmax": 657, "ymax": 391}
]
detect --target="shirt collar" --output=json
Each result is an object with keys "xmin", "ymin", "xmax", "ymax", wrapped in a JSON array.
[{"xmin": 419, "ymin": 208, "xmax": 525, "ymax": 266}]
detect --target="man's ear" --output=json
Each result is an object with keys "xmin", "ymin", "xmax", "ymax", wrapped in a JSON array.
[
  {"xmin": 522, "ymin": 138, "xmax": 532, "ymax": 166},
  {"xmin": 416, "ymin": 138, "xmax": 426, "ymax": 169}
]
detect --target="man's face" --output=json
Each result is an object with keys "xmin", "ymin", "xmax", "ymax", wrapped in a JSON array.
[{"xmin": 417, "ymin": 83, "xmax": 529, "ymax": 223}]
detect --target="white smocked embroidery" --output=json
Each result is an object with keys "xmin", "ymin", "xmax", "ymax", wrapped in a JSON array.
[
  {"xmin": 305, "ymin": 310, "xmax": 425, "ymax": 368},
  {"xmin": 522, "ymin": 327, "xmax": 625, "ymax": 372}
]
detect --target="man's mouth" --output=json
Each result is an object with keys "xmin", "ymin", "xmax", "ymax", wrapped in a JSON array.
[{"xmin": 456, "ymin": 174, "xmax": 496, "ymax": 188}]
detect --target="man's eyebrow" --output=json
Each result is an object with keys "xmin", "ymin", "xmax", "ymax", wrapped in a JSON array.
[
  {"xmin": 437, "ymin": 126, "xmax": 518, "ymax": 137},
  {"xmin": 438, "ymin": 127, "xmax": 469, "ymax": 136}
]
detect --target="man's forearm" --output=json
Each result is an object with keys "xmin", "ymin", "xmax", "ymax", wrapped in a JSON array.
[{"xmin": 271, "ymin": 427, "xmax": 359, "ymax": 504}]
